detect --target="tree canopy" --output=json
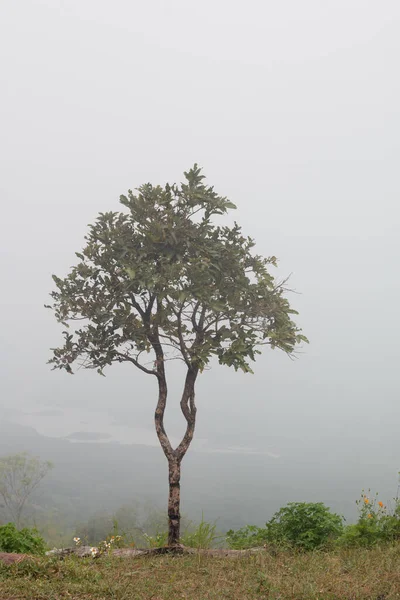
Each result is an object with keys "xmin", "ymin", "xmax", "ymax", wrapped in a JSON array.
[{"xmin": 49, "ymin": 165, "xmax": 306, "ymax": 378}]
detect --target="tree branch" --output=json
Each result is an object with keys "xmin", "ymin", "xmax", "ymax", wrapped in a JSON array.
[
  {"xmin": 176, "ymin": 367, "xmax": 198, "ymax": 459},
  {"xmin": 115, "ymin": 351, "xmax": 158, "ymax": 377},
  {"xmin": 127, "ymin": 296, "xmax": 146, "ymax": 319},
  {"xmin": 145, "ymin": 293, "xmax": 156, "ymax": 319},
  {"xmin": 174, "ymin": 306, "xmax": 191, "ymax": 368},
  {"xmin": 150, "ymin": 300, "xmax": 174, "ymax": 461},
  {"xmin": 191, "ymin": 301, "xmax": 201, "ymax": 332}
]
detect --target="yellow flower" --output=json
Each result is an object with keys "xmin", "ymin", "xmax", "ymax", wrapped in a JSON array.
[
  {"xmin": 367, "ymin": 514, "xmax": 372, "ymax": 518},
  {"xmin": 378, "ymin": 501, "xmax": 384, "ymax": 508},
  {"xmin": 364, "ymin": 498, "xmax": 369, "ymax": 504}
]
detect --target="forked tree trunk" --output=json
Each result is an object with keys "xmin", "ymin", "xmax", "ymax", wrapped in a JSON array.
[
  {"xmin": 150, "ymin": 312, "xmax": 200, "ymax": 547},
  {"xmin": 154, "ymin": 362, "xmax": 198, "ymax": 547}
]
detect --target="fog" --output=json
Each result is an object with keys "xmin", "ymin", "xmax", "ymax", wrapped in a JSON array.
[{"xmin": 1, "ymin": 0, "xmax": 399, "ymax": 526}]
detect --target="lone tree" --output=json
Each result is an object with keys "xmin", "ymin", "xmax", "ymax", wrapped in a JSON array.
[
  {"xmin": 48, "ymin": 166, "xmax": 307, "ymax": 546},
  {"xmin": 0, "ymin": 452, "xmax": 53, "ymax": 528}
]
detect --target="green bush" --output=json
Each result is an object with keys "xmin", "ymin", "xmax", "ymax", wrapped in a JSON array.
[
  {"xmin": 226, "ymin": 525, "xmax": 269, "ymax": 549},
  {"xmin": 337, "ymin": 492, "xmax": 400, "ymax": 548},
  {"xmin": 0, "ymin": 523, "xmax": 47, "ymax": 555},
  {"xmin": 380, "ymin": 499, "xmax": 400, "ymax": 541},
  {"xmin": 227, "ymin": 491, "xmax": 400, "ymax": 551},
  {"xmin": 266, "ymin": 502, "xmax": 344, "ymax": 551},
  {"xmin": 226, "ymin": 504, "xmax": 343, "ymax": 551}
]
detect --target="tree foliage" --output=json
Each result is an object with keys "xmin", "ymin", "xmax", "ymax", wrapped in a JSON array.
[{"xmin": 48, "ymin": 165, "xmax": 306, "ymax": 378}]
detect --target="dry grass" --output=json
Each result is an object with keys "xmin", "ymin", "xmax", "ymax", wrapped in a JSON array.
[{"xmin": 0, "ymin": 544, "xmax": 400, "ymax": 599}]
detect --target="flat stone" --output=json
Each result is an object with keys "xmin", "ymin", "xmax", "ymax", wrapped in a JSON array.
[{"xmin": 0, "ymin": 552, "xmax": 30, "ymax": 565}]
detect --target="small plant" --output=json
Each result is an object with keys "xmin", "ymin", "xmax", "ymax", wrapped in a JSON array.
[
  {"xmin": 73, "ymin": 531, "xmax": 124, "ymax": 557},
  {"xmin": 96, "ymin": 535, "xmax": 123, "ymax": 556},
  {"xmin": 181, "ymin": 515, "xmax": 223, "ymax": 549},
  {"xmin": 266, "ymin": 502, "xmax": 344, "ymax": 551},
  {"xmin": 108, "ymin": 519, "xmax": 127, "ymax": 548},
  {"xmin": 226, "ymin": 525, "xmax": 269, "ymax": 549},
  {"xmin": 0, "ymin": 522, "xmax": 47, "ymax": 555},
  {"xmin": 143, "ymin": 531, "xmax": 168, "ymax": 548}
]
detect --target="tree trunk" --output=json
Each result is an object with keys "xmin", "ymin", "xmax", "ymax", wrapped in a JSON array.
[
  {"xmin": 151, "ymin": 318, "xmax": 198, "ymax": 547},
  {"xmin": 167, "ymin": 458, "xmax": 181, "ymax": 546}
]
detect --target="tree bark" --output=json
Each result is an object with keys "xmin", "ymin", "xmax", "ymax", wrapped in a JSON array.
[
  {"xmin": 167, "ymin": 368, "xmax": 198, "ymax": 545},
  {"xmin": 167, "ymin": 458, "xmax": 182, "ymax": 546}
]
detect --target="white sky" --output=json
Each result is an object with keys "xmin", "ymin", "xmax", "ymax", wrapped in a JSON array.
[{"xmin": 1, "ymin": 1, "xmax": 399, "ymax": 469}]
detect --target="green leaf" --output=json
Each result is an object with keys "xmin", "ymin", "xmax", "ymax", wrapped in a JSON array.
[{"xmin": 224, "ymin": 201, "xmax": 237, "ymax": 210}]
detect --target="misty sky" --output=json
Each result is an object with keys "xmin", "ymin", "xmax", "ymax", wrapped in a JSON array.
[{"xmin": 1, "ymin": 1, "xmax": 399, "ymax": 470}]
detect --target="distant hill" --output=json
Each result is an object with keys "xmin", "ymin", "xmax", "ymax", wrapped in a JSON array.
[{"xmin": 0, "ymin": 420, "xmax": 398, "ymax": 531}]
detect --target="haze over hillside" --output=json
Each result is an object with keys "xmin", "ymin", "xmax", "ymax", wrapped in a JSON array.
[
  {"xmin": 1, "ymin": 0, "xmax": 399, "ymax": 537},
  {"xmin": 0, "ymin": 420, "xmax": 398, "ymax": 534}
]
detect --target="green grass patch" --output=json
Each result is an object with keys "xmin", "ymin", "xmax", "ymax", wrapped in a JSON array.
[{"xmin": 1, "ymin": 544, "xmax": 400, "ymax": 599}]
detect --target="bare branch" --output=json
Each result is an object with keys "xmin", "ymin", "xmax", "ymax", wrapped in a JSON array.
[
  {"xmin": 176, "ymin": 368, "xmax": 198, "ymax": 458},
  {"xmin": 115, "ymin": 351, "xmax": 159, "ymax": 377},
  {"xmin": 127, "ymin": 296, "xmax": 146, "ymax": 319},
  {"xmin": 191, "ymin": 301, "xmax": 201, "ymax": 332},
  {"xmin": 174, "ymin": 307, "xmax": 191, "ymax": 368},
  {"xmin": 145, "ymin": 293, "xmax": 156, "ymax": 318},
  {"xmin": 198, "ymin": 305, "xmax": 207, "ymax": 330}
]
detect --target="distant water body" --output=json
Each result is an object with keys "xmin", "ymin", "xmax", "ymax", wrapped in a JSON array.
[
  {"xmin": 1, "ymin": 404, "xmax": 280, "ymax": 457},
  {"xmin": 2, "ymin": 404, "xmax": 161, "ymax": 446}
]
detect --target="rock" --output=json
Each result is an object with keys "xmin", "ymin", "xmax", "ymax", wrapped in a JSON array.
[
  {"xmin": 46, "ymin": 546, "xmax": 94, "ymax": 558},
  {"xmin": 45, "ymin": 547, "xmax": 74, "ymax": 557},
  {"xmin": 0, "ymin": 552, "xmax": 31, "ymax": 565}
]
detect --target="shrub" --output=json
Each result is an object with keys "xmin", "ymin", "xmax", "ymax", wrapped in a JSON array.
[
  {"xmin": 266, "ymin": 502, "xmax": 344, "ymax": 551},
  {"xmin": 226, "ymin": 525, "xmax": 269, "ymax": 549},
  {"xmin": 380, "ymin": 499, "xmax": 400, "ymax": 541},
  {"xmin": 0, "ymin": 523, "xmax": 47, "ymax": 555},
  {"xmin": 338, "ymin": 491, "xmax": 400, "ymax": 548}
]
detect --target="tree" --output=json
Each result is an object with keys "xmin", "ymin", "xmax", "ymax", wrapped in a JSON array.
[
  {"xmin": 48, "ymin": 165, "xmax": 307, "ymax": 546},
  {"xmin": 0, "ymin": 453, "xmax": 53, "ymax": 528}
]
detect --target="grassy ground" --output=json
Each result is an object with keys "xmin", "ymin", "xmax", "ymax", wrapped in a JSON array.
[{"xmin": 0, "ymin": 545, "xmax": 399, "ymax": 600}]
